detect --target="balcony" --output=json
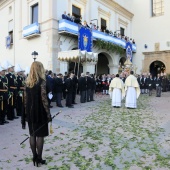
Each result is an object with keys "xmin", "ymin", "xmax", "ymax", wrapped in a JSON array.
[
  {"xmin": 23, "ymin": 22, "xmax": 40, "ymax": 39},
  {"xmin": 59, "ymin": 19, "xmax": 136, "ymax": 52}
]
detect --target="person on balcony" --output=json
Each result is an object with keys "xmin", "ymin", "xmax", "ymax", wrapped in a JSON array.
[
  {"xmin": 62, "ymin": 11, "xmax": 67, "ymax": 20},
  {"xmin": 71, "ymin": 14, "xmax": 75, "ymax": 22},
  {"xmin": 83, "ymin": 21, "xmax": 90, "ymax": 28},
  {"xmin": 74, "ymin": 16, "xmax": 82, "ymax": 24},
  {"xmin": 67, "ymin": 13, "xmax": 72, "ymax": 21}
]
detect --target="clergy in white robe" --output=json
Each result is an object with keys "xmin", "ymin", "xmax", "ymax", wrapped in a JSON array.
[
  {"xmin": 109, "ymin": 74, "xmax": 125, "ymax": 107},
  {"xmin": 125, "ymin": 71, "xmax": 140, "ymax": 108}
]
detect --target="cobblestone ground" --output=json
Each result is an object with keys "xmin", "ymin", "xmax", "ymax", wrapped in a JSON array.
[{"xmin": 0, "ymin": 91, "xmax": 170, "ymax": 170}]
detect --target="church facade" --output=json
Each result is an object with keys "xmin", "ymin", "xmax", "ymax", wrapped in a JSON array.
[{"xmin": 0, "ymin": 0, "xmax": 169, "ymax": 75}]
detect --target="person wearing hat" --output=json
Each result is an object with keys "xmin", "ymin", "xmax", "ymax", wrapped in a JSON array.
[
  {"xmin": 0, "ymin": 65, "xmax": 9, "ymax": 125},
  {"xmin": 109, "ymin": 74, "xmax": 125, "ymax": 108},
  {"xmin": 15, "ymin": 64, "xmax": 25, "ymax": 116},
  {"xmin": 4, "ymin": 61, "xmax": 19, "ymax": 120}
]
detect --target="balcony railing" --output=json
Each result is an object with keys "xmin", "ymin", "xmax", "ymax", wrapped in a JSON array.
[
  {"xmin": 59, "ymin": 19, "xmax": 136, "ymax": 52},
  {"xmin": 23, "ymin": 22, "xmax": 40, "ymax": 39}
]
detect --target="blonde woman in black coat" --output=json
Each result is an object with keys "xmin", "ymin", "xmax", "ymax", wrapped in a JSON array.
[{"xmin": 23, "ymin": 61, "xmax": 52, "ymax": 167}]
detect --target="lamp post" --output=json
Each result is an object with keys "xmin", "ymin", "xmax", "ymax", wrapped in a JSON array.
[
  {"xmin": 90, "ymin": 19, "xmax": 98, "ymax": 29},
  {"xmin": 31, "ymin": 51, "xmax": 38, "ymax": 62}
]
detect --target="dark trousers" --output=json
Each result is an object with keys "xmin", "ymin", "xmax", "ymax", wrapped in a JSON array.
[
  {"xmin": 16, "ymin": 96, "xmax": 23, "ymax": 116},
  {"xmin": 90, "ymin": 89, "xmax": 94, "ymax": 101},
  {"xmin": 156, "ymin": 86, "xmax": 161, "ymax": 97},
  {"xmin": 63, "ymin": 89, "xmax": 66, "ymax": 99},
  {"xmin": 80, "ymin": 91, "xmax": 86, "ymax": 103},
  {"xmin": 0, "ymin": 102, "xmax": 4, "ymax": 123},
  {"xmin": 72, "ymin": 90, "xmax": 76, "ymax": 104},
  {"xmin": 66, "ymin": 93, "xmax": 72, "ymax": 106},
  {"xmin": 86, "ymin": 89, "xmax": 91, "ymax": 102},
  {"xmin": 56, "ymin": 92, "xmax": 62, "ymax": 106},
  {"xmin": 7, "ymin": 96, "xmax": 15, "ymax": 120},
  {"xmin": 148, "ymin": 89, "xmax": 152, "ymax": 96}
]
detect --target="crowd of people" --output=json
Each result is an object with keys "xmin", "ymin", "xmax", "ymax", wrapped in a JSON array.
[
  {"xmin": 61, "ymin": 11, "xmax": 136, "ymax": 44},
  {"xmin": 1, "ymin": 60, "xmax": 170, "ymax": 167}
]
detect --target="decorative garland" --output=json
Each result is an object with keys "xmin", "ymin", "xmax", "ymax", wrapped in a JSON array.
[{"xmin": 95, "ymin": 39, "xmax": 125, "ymax": 55}]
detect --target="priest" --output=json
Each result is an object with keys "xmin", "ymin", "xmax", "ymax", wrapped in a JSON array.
[
  {"xmin": 109, "ymin": 74, "xmax": 125, "ymax": 108},
  {"xmin": 125, "ymin": 71, "xmax": 140, "ymax": 108}
]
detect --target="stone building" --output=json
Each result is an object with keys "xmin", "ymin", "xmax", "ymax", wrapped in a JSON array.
[{"xmin": 0, "ymin": 0, "xmax": 169, "ymax": 76}]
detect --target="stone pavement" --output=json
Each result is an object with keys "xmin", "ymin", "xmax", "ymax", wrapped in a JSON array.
[{"xmin": 0, "ymin": 91, "xmax": 170, "ymax": 170}]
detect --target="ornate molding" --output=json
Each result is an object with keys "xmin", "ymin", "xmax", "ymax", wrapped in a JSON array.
[
  {"xmin": 0, "ymin": 0, "xmax": 14, "ymax": 10},
  {"xmin": 74, "ymin": 0, "xmax": 87, "ymax": 6},
  {"xmin": 98, "ymin": 6, "xmax": 111, "ymax": 18},
  {"xmin": 143, "ymin": 50, "xmax": 170, "ymax": 55},
  {"xmin": 118, "ymin": 18, "xmax": 128, "ymax": 27},
  {"xmin": 96, "ymin": 0, "xmax": 134, "ymax": 20}
]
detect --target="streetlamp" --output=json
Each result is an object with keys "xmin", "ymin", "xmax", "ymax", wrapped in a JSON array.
[
  {"xmin": 31, "ymin": 51, "xmax": 38, "ymax": 62},
  {"xmin": 90, "ymin": 19, "xmax": 98, "ymax": 29}
]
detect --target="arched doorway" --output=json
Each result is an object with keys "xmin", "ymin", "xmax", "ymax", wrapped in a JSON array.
[
  {"xmin": 150, "ymin": 60, "xmax": 166, "ymax": 77},
  {"xmin": 97, "ymin": 53, "xmax": 109, "ymax": 75},
  {"xmin": 119, "ymin": 57, "xmax": 126, "ymax": 66}
]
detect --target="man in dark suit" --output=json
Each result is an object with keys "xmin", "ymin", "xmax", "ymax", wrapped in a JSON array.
[
  {"xmin": 62, "ymin": 11, "xmax": 67, "ymax": 19},
  {"xmin": 71, "ymin": 72, "xmax": 78, "ymax": 104},
  {"xmin": 78, "ymin": 73, "xmax": 86, "ymax": 103},
  {"xmin": 0, "ymin": 66, "xmax": 9, "ymax": 125},
  {"xmin": 90, "ymin": 74, "xmax": 96, "ymax": 101},
  {"xmin": 65, "ymin": 73, "xmax": 74, "ymax": 108},
  {"xmin": 86, "ymin": 72, "xmax": 92, "ymax": 102},
  {"xmin": 63, "ymin": 72, "xmax": 68, "ymax": 99},
  {"xmin": 54, "ymin": 73, "xmax": 63, "ymax": 107},
  {"xmin": 155, "ymin": 74, "xmax": 162, "ymax": 97},
  {"xmin": 46, "ymin": 70, "xmax": 54, "ymax": 108},
  {"xmin": 147, "ymin": 74, "xmax": 154, "ymax": 96},
  {"xmin": 5, "ymin": 63, "xmax": 19, "ymax": 120}
]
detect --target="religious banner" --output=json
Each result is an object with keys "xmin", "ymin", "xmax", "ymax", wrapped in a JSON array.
[
  {"xmin": 126, "ymin": 42, "xmax": 133, "ymax": 62},
  {"xmin": 6, "ymin": 35, "xmax": 11, "ymax": 49},
  {"xmin": 78, "ymin": 25, "xmax": 92, "ymax": 52}
]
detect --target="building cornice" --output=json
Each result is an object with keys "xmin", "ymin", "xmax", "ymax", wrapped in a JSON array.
[
  {"xmin": 0, "ymin": 0, "xmax": 14, "ymax": 10},
  {"xmin": 118, "ymin": 18, "xmax": 128, "ymax": 27},
  {"xmin": 143, "ymin": 50, "xmax": 170, "ymax": 55},
  {"xmin": 96, "ymin": 0, "xmax": 134, "ymax": 20},
  {"xmin": 98, "ymin": 6, "xmax": 111, "ymax": 18},
  {"xmin": 74, "ymin": 0, "xmax": 87, "ymax": 6}
]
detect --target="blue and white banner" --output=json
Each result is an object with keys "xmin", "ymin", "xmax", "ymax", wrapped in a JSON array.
[
  {"xmin": 78, "ymin": 25, "xmax": 92, "ymax": 52},
  {"xmin": 6, "ymin": 35, "xmax": 11, "ymax": 49},
  {"xmin": 23, "ymin": 22, "xmax": 40, "ymax": 37},
  {"xmin": 126, "ymin": 42, "xmax": 133, "ymax": 62},
  {"xmin": 59, "ymin": 19, "xmax": 137, "ymax": 52}
]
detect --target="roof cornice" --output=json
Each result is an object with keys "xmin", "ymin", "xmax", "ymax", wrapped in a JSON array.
[{"xmin": 96, "ymin": 0, "xmax": 134, "ymax": 20}]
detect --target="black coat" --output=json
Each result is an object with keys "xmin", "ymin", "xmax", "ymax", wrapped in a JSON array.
[
  {"xmin": 91, "ymin": 77, "xmax": 96, "ymax": 90},
  {"xmin": 65, "ymin": 78, "xmax": 73, "ymax": 93},
  {"xmin": 155, "ymin": 77, "xmax": 162, "ymax": 87},
  {"xmin": 54, "ymin": 77, "xmax": 63, "ymax": 93},
  {"xmin": 78, "ymin": 77, "xmax": 86, "ymax": 91},
  {"xmin": 147, "ymin": 78, "xmax": 154, "ymax": 90},
  {"xmin": 86, "ymin": 76, "xmax": 92, "ymax": 90},
  {"xmin": 24, "ymin": 80, "xmax": 50, "ymax": 137}
]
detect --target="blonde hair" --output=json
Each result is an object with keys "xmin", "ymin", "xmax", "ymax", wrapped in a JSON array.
[{"xmin": 26, "ymin": 61, "xmax": 46, "ymax": 88}]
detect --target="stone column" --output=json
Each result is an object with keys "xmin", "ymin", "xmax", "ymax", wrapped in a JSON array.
[
  {"xmin": 59, "ymin": 61, "xmax": 68, "ymax": 74},
  {"xmin": 82, "ymin": 62, "xmax": 96, "ymax": 74},
  {"xmin": 108, "ymin": 64, "xmax": 119, "ymax": 74}
]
